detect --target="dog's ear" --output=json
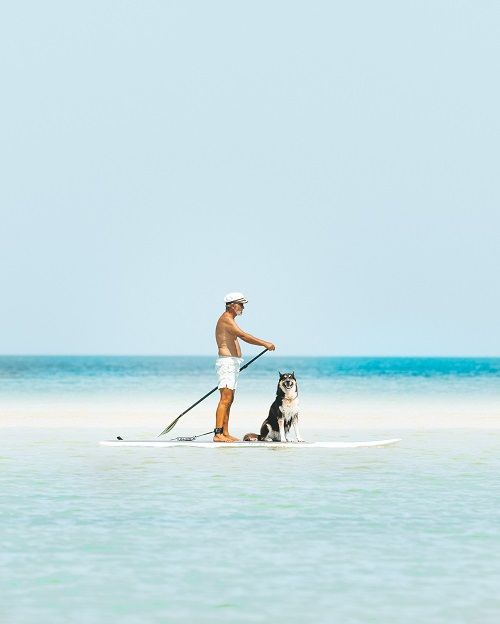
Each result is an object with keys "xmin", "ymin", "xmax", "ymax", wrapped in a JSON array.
[
  {"xmin": 278, "ymin": 371, "xmax": 282, "ymax": 377},
  {"xmin": 292, "ymin": 371, "xmax": 295, "ymax": 378}
]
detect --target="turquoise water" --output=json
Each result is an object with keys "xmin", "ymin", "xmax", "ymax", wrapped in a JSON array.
[
  {"xmin": 2, "ymin": 355, "xmax": 500, "ymax": 403},
  {"xmin": 2, "ymin": 429, "xmax": 500, "ymax": 623},
  {"xmin": 2, "ymin": 358, "xmax": 500, "ymax": 623}
]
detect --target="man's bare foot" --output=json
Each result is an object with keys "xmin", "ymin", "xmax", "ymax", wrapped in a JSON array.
[
  {"xmin": 213, "ymin": 433, "xmax": 235, "ymax": 443},
  {"xmin": 224, "ymin": 433, "xmax": 240, "ymax": 442}
]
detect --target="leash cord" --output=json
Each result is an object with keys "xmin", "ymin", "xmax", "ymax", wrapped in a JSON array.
[
  {"xmin": 117, "ymin": 429, "xmax": 224, "ymax": 442},
  {"xmin": 167, "ymin": 429, "xmax": 216, "ymax": 442}
]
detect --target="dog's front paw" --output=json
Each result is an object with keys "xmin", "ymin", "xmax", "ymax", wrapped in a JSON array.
[{"xmin": 297, "ymin": 438, "xmax": 305, "ymax": 443}]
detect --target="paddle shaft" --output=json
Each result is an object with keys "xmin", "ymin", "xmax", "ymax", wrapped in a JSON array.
[{"xmin": 157, "ymin": 348, "xmax": 269, "ymax": 437}]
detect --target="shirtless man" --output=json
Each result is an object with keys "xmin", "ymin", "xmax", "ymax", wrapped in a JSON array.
[{"xmin": 214, "ymin": 292, "xmax": 276, "ymax": 442}]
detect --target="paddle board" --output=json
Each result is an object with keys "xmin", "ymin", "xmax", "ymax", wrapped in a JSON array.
[{"xmin": 99, "ymin": 438, "xmax": 401, "ymax": 448}]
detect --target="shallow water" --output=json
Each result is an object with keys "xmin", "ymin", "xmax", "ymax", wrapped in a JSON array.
[{"xmin": 2, "ymin": 427, "xmax": 500, "ymax": 623}]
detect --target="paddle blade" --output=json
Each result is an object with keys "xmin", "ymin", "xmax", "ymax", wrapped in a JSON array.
[{"xmin": 158, "ymin": 415, "xmax": 182, "ymax": 437}]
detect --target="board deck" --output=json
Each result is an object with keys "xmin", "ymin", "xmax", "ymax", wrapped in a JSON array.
[{"xmin": 99, "ymin": 438, "xmax": 401, "ymax": 449}]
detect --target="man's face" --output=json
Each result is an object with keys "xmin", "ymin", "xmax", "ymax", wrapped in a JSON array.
[{"xmin": 234, "ymin": 302, "xmax": 244, "ymax": 316}]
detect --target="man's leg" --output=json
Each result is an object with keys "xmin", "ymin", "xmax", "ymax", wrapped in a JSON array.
[{"xmin": 214, "ymin": 388, "xmax": 239, "ymax": 442}]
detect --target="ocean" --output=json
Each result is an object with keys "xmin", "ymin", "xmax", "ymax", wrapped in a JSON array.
[{"xmin": 1, "ymin": 356, "xmax": 500, "ymax": 623}]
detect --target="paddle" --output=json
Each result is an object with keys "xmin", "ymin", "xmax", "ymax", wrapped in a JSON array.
[{"xmin": 157, "ymin": 348, "xmax": 269, "ymax": 437}]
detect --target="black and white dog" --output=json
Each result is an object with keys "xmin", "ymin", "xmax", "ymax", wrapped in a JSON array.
[{"xmin": 244, "ymin": 372, "xmax": 304, "ymax": 442}]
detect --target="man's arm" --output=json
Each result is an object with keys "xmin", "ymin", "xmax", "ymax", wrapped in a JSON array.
[{"xmin": 226, "ymin": 317, "xmax": 276, "ymax": 350}]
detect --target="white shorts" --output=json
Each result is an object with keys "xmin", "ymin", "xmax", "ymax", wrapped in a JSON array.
[{"xmin": 215, "ymin": 356, "xmax": 243, "ymax": 390}]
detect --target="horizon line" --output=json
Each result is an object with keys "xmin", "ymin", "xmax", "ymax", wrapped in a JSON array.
[{"xmin": 1, "ymin": 353, "xmax": 499, "ymax": 359}]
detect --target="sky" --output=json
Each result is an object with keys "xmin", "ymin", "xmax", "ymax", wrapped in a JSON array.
[{"xmin": 1, "ymin": 1, "xmax": 499, "ymax": 356}]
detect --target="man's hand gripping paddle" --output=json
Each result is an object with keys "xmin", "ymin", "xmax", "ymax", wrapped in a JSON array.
[{"xmin": 157, "ymin": 348, "xmax": 269, "ymax": 437}]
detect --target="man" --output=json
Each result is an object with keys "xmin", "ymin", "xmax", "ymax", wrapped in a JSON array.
[{"xmin": 214, "ymin": 292, "xmax": 276, "ymax": 442}]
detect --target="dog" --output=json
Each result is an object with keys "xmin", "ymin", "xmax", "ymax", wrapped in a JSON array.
[{"xmin": 243, "ymin": 372, "xmax": 304, "ymax": 442}]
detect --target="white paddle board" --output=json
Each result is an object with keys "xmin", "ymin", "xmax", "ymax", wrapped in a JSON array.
[{"xmin": 99, "ymin": 438, "xmax": 401, "ymax": 448}]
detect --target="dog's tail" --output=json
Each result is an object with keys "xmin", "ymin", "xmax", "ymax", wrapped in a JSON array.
[{"xmin": 243, "ymin": 432, "xmax": 266, "ymax": 442}]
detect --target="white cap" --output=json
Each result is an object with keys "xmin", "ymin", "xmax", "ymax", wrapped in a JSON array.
[{"xmin": 224, "ymin": 292, "xmax": 248, "ymax": 304}]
